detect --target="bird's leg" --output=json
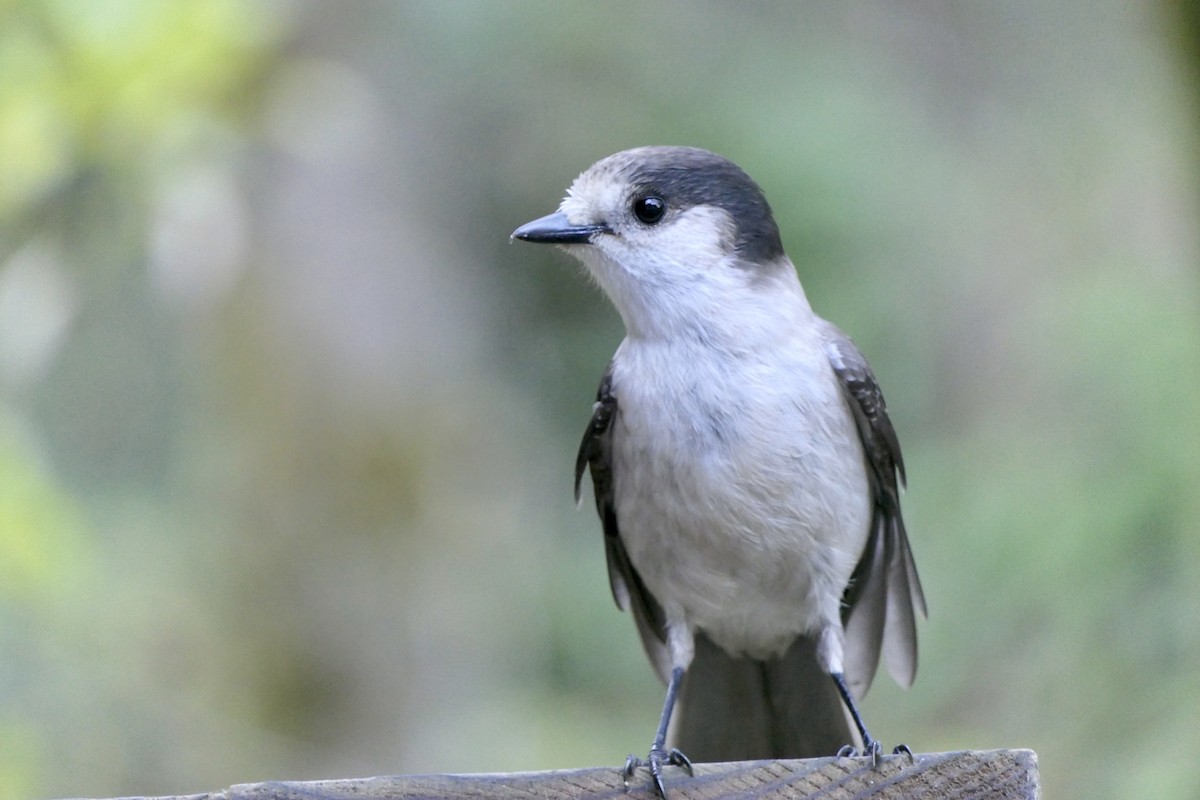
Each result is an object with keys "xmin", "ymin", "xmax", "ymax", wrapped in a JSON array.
[
  {"xmin": 831, "ymin": 672, "xmax": 883, "ymax": 764},
  {"xmin": 623, "ymin": 666, "xmax": 693, "ymax": 798},
  {"xmin": 830, "ymin": 672, "xmax": 914, "ymax": 764}
]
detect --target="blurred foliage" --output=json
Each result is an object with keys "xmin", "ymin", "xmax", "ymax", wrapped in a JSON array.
[
  {"xmin": 0, "ymin": 2, "xmax": 1198, "ymax": 800},
  {"xmin": 0, "ymin": 0, "xmax": 272, "ymax": 218}
]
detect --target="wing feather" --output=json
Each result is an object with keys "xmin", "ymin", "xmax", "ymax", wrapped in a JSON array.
[
  {"xmin": 575, "ymin": 364, "xmax": 671, "ymax": 681},
  {"xmin": 821, "ymin": 320, "xmax": 926, "ymax": 695}
]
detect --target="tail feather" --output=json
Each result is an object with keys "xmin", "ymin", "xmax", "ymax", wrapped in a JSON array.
[{"xmin": 669, "ymin": 633, "xmax": 861, "ymax": 761}]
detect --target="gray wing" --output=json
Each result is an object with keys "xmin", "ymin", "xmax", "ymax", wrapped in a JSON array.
[
  {"xmin": 574, "ymin": 364, "xmax": 672, "ymax": 682},
  {"xmin": 820, "ymin": 320, "xmax": 927, "ymax": 699}
]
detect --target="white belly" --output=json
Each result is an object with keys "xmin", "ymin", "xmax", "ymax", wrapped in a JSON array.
[{"xmin": 610, "ymin": 334, "xmax": 871, "ymax": 659}]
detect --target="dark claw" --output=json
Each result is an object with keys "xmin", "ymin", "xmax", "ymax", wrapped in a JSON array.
[
  {"xmin": 622, "ymin": 754, "xmax": 639, "ymax": 786},
  {"xmin": 651, "ymin": 764, "xmax": 667, "ymax": 800},
  {"xmin": 623, "ymin": 748, "xmax": 693, "ymax": 798},
  {"xmin": 667, "ymin": 748, "xmax": 693, "ymax": 773},
  {"xmin": 893, "ymin": 743, "xmax": 915, "ymax": 763}
]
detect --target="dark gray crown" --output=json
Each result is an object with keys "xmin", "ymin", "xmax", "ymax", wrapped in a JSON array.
[{"xmin": 602, "ymin": 146, "xmax": 784, "ymax": 263}]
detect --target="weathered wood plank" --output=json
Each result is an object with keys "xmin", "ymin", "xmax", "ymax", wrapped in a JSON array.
[{"xmin": 80, "ymin": 749, "xmax": 1039, "ymax": 800}]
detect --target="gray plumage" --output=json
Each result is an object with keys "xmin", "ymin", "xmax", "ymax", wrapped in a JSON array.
[{"xmin": 516, "ymin": 146, "xmax": 925, "ymax": 793}]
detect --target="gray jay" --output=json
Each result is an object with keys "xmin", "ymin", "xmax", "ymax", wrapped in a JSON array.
[{"xmin": 512, "ymin": 146, "xmax": 925, "ymax": 798}]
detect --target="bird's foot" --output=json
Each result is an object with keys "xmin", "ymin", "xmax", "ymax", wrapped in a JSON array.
[
  {"xmin": 623, "ymin": 747, "xmax": 693, "ymax": 798},
  {"xmin": 836, "ymin": 740, "xmax": 914, "ymax": 766},
  {"xmin": 837, "ymin": 738, "xmax": 882, "ymax": 765}
]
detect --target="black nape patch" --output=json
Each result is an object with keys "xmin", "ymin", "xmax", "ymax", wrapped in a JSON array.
[{"xmin": 623, "ymin": 147, "xmax": 785, "ymax": 264}]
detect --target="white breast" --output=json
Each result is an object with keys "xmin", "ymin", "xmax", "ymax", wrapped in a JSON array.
[{"xmin": 610, "ymin": 325, "xmax": 871, "ymax": 659}]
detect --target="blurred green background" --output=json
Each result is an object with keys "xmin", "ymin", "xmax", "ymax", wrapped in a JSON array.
[{"xmin": 2, "ymin": 2, "xmax": 1199, "ymax": 798}]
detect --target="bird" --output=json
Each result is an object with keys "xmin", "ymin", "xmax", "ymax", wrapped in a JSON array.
[{"xmin": 511, "ymin": 146, "xmax": 925, "ymax": 799}]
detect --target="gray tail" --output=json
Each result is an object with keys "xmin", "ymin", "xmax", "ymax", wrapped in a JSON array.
[{"xmin": 669, "ymin": 632, "xmax": 860, "ymax": 761}]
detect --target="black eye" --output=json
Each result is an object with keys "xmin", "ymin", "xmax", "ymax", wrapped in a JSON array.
[{"xmin": 632, "ymin": 195, "xmax": 666, "ymax": 224}]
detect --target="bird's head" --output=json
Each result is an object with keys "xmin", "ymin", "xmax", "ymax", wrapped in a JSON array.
[{"xmin": 513, "ymin": 146, "xmax": 799, "ymax": 341}]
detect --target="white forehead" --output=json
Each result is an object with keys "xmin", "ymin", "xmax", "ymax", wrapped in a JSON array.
[{"xmin": 559, "ymin": 156, "xmax": 632, "ymax": 223}]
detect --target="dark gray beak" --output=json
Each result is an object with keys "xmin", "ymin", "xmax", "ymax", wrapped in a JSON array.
[{"xmin": 511, "ymin": 211, "xmax": 609, "ymax": 244}]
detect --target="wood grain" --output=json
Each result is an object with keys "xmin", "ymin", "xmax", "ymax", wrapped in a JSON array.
[{"xmin": 81, "ymin": 749, "xmax": 1039, "ymax": 800}]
